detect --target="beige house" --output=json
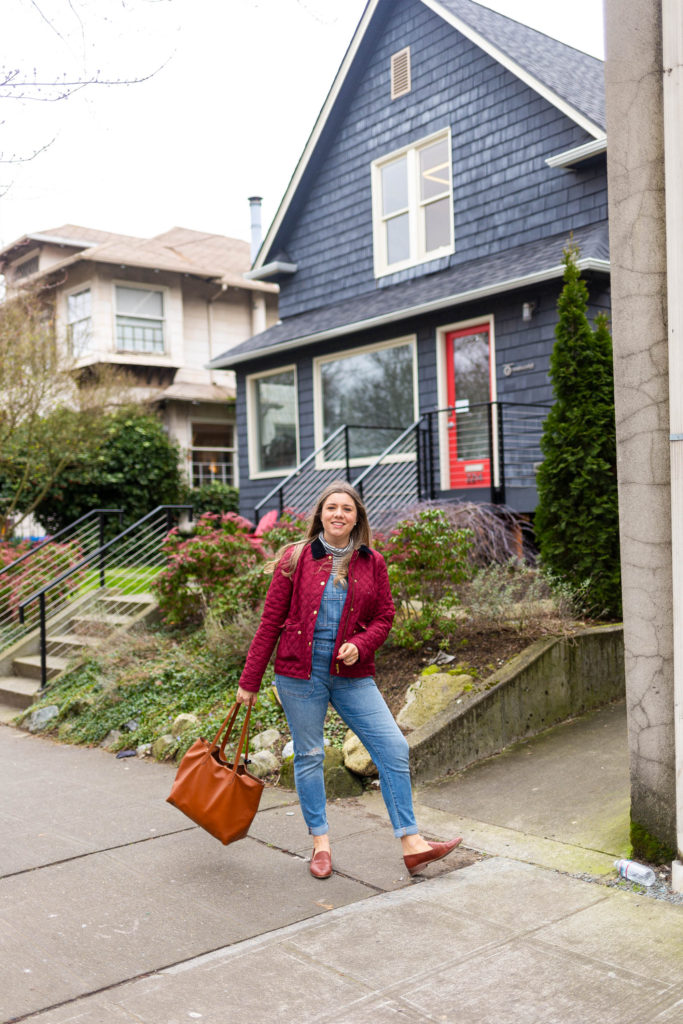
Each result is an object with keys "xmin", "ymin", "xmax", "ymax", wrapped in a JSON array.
[{"xmin": 0, "ymin": 224, "xmax": 278, "ymax": 489}]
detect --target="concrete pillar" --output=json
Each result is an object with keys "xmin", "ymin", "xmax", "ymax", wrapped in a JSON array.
[
  {"xmin": 661, "ymin": 0, "xmax": 683, "ymax": 889},
  {"xmin": 604, "ymin": 0, "xmax": 677, "ymax": 850}
]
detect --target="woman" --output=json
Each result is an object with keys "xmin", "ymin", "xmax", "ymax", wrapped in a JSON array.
[{"xmin": 236, "ymin": 481, "xmax": 461, "ymax": 879}]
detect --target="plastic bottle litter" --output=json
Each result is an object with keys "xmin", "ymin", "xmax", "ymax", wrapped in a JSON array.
[{"xmin": 614, "ymin": 859, "xmax": 656, "ymax": 886}]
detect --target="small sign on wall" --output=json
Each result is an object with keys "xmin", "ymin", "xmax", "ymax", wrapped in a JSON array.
[{"xmin": 503, "ymin": 361, "xmax": 535, "ymax": 377}]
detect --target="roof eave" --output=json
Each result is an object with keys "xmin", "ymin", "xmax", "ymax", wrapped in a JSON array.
[
  {"xmin": 545, "ymin": 138, "xmax": 608, "ymax": 168},
  {"xmin": 244, "ymin": 261, "xmax": 298, "ymax": 281},
  {"xmin": 210, "ymin": 257, "xmax": 611, "ymax": 369}
]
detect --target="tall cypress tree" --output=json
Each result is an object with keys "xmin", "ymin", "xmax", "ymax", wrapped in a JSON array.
[{"xmin": 534, "ymin": 245, "xmax": 621, "ymax": 618}]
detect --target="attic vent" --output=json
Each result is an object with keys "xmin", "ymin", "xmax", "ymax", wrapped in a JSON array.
[{"xmin": 391, "ymin": 47, "xmax": 411, "ymax": 100}]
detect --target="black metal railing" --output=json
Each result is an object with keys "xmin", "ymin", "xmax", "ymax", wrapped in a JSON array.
[
  {"xmin": 0, "ymin": 509, "xmax": 124, "ymax": 655},
  {"xmin": 253, "ymin": 423, "xmax": 406, "ymax": 523},
  {"xmin": 252, "ymin": 402, "xmax": 551, "ymax": 530},
  {"xmin": 18, "ymin": 505, "xmax": 192, "ymax": 691}
]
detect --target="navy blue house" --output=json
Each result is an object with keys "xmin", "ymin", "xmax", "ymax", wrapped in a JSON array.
[{"xmin": 211, "ymin": 0, "xmax": 609, "ymax": 526}]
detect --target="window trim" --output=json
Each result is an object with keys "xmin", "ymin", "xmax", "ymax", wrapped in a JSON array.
[
  {"xmin": 246, "ymin": 364, "xmax": 300, "ymax": 479},
  {"xmin": 435, "ymin": 315, "xmax": 497, "ymax": 491},
  {"xmin": 112, "ymin": 280, "xmax": 167, "ymax": 355},
  {"xmin": 313, "ymin": 335, "xmax": 419, "ymax": 470},
  {"xmin": 371, "ymin": 127, "xmax": 454, "ymax": 279}
]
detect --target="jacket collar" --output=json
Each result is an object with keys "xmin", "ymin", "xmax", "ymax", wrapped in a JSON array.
[{"xmin": 311, "ymin": 537, "xmax": 371, "ymax": 560}]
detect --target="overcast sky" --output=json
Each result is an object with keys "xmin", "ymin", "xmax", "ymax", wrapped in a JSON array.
[{"xmin": 0, "ymin": 0, "xmax": 605, "ymax": 251}]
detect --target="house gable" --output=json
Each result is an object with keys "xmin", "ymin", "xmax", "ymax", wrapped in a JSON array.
[
  {"xmin": 253, "ymin": 0, "xmax": 605, "ymax": 278},
  {"xmin": 253, "ymin": 0, "xmax": 606, "ymax": 323}
]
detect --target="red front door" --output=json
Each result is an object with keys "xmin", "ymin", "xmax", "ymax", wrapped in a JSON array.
[{"xmin": 445, "ymin": 324, "xmax": 493, "ymax": 489}]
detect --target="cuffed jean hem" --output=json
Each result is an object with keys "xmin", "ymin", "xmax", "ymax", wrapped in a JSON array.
[
  {"xmin": 393, "ymin": 825, "xmax": 420, "ymax": 838},
  {"xmin": 309, "ymin": 825, "xmax": 330, "ymax": 837}
]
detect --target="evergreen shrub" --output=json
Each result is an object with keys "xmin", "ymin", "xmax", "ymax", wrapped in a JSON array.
[{"xmin": 534, "ymin": 245, "xmax": 621, "ymax": 619}]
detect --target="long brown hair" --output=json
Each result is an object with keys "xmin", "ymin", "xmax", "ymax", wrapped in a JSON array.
[{"xmin": 264, "ymin": 480, "xmax": 372, "ymax": 581}]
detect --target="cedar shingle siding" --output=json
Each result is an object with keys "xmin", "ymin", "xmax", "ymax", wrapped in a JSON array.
[{"xmin": 212, "ymin": 0, "xmax": 609, "ymax": 520}]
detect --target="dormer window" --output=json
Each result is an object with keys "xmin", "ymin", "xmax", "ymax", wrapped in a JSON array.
[
  {"xmin": 371, "ymin": 128, "xmax": 454, "ymax": 277},
  {"xmin": 115, "ymin": 285, "xmax": 164, "ymax": 353}
]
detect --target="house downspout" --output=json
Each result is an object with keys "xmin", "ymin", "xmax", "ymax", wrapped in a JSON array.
[
  {"xmin": 662, "ymin": 0, "xmax": 683, "ymax": 892},
  {"xmin": 248, "ymin": 196, "xmax": 267, "ymax": 336}
]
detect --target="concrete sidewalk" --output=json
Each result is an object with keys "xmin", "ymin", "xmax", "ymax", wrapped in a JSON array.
[{"xmin": 1, "ymin": 703, "xmax": 682, "ymax": 1024}]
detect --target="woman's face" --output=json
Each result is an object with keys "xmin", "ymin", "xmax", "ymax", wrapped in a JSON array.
[{"xmin": 320, "ymin": 491, "xmax": 357, "ymax": 547}]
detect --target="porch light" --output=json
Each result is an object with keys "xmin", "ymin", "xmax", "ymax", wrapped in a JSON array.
[{"xmin": 522, "ymin": 301, "xmax": 536, "ymax": 322}]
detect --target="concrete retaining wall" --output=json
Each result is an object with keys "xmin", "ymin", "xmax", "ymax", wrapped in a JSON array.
[{"xmin": 409, "ymin": 626, "xmax": 625, "ymax": 783}]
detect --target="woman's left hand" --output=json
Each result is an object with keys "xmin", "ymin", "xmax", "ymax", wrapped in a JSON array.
[{"xmin": 337, "ymin": 642, "xmax": 359, "ymax": 666}]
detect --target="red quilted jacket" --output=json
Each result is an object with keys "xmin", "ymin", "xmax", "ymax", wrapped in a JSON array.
[{"xmin": 239, "ymin": 537, "xmax": 395, "ymax": 693}]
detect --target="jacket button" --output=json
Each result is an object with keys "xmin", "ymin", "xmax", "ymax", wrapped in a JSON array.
[
  {"xmin": 321, "ymin": 581, "xmax": 325, "ymax": 585},
  {"xmin": 297, "ymin": 630, "xmax": 302, "ymax": 634}
]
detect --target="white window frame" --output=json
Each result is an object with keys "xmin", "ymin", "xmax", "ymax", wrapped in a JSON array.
[
  {"xmin": 371, "ymin": 127, "xmax": 454, "ymax": 279},
  {"xmin": 65, "ymin": 283, "xmax": 93, "ymax": 358},
  {"xmin": 113, "ymin": 281, "xmax": 167, "ymax": 354},
  {"xmin": 247, "ymin": 364, "xmax": 300, "ymax": 479},
  {"xmin": 435, "ymin": 315, "xmax": 497, "ymax": 492},
  {"xmin": 313, "ymin": 336, "xmax": 419, "ymax": 470}
]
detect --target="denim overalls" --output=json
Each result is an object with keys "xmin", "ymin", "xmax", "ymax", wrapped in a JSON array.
[{"xmin": 275, "ymin": 573, "xmax": 418, "ymax": 838}]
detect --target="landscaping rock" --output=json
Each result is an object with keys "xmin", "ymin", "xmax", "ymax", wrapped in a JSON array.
[
  {"xmin": 171, "ymin": 713, "xmax": 199, "ymax": 737},
  {"xmin": 100, "ymin": 729, "xmax": 122, "ymax": 749},
  {"xmin": 136, "ymin": 743, "xmax": 152, "ymax": 758},
  {"xmin": 279, "ymin": 746, "xmax": 360, "ymax": 795},
  {"xmin": 152, "ymin": 734, "xmax": 176, "ymax": 759},
  {"xmin": 323, "ymin": 747, "xmax": 364, "ymax": 797},
  {"xmin": 26, "ymin": 705, "xmax": 59, "ymax": 732},
  {"xmin": 248, "ymin": 749, "xmax": 280, "ymax": 778},
  {"xmin": 396, "ymin": 672, "xmax": 474, "ymax": 730},
  {"xmin": 342, "ymin": 730, "xmax": 377, "ymax": 777},
  {"xmin": 279, "ymin": 755, "xmax": 295, "ymax": 788},
  {"xmin": 251, "ymin": 728, "xmax": 281, "ymax": 752}
]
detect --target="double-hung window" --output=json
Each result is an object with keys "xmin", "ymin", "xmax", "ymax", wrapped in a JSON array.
[
  {"xmin": 115, "ymin": 285, "xmax": 164, "ymax": 353},
  {"xmin": 66, "ymin": 288, "xmax": 93, "ymax": 357},
  {"xmin": 248, "ymin": 366, "xmax": 299, "ymax": 476},
  {"xmin": 372, "ymin": 128, "xmax": 453, "ymax": 277}
]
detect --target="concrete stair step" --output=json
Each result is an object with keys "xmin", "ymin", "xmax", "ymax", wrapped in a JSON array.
[
  {"xmin": 46, "ymin": 633, "xmax": 100, "ymax": 654},
  {"xmin": 13, "ymin": 655, "xmax": 70, "ymax": 681},
  {"xmin": 69, "ymin": 613, "xmax": 133, "ymax": 637},
  {"xmin": 0, "ymin": 701, "xmax": 21, "ymax": 723},
  {"xmin": 0, "ymin": 675, "xmax": 42, "ymax": 709},
  {"xmin": 98, "ymin": 592, "xmax": 156, "ymax": 610}
]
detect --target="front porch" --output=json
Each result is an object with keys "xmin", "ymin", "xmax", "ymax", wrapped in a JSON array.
[{"xmin": 252, "ymin": 401, "xmax": 550, "ymax": 528}]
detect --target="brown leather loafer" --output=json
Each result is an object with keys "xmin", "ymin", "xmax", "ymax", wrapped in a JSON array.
[
  {"xmin": 403, "ymin": 838, "xmax": 462, "ymax": 876},
  {"xmin": 310, "ymin": 849, "xmax": 333, "ymax": 879}
]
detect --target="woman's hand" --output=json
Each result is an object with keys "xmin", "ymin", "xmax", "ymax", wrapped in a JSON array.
[
  {"xmin": 236, "ymin": 686, "xmax": 258, "ymax": 706},
  {"xmin": 337, "ymin": 642, "xmax": 359, "ymax": 666}
]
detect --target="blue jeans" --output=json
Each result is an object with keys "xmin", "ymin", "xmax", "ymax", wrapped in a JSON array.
[{"xmin": 276, "ymin": 636, "xmax": 418, "ymax": 838}]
